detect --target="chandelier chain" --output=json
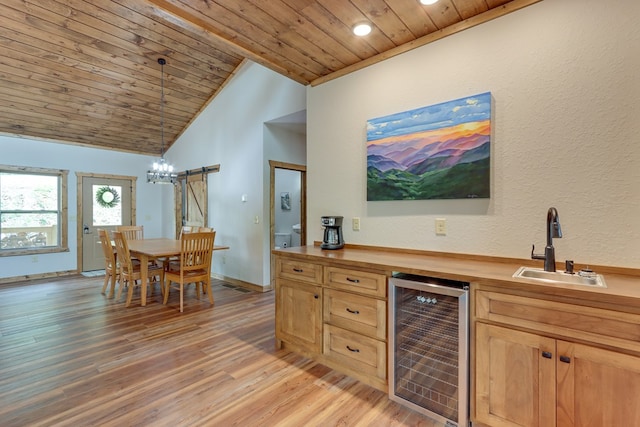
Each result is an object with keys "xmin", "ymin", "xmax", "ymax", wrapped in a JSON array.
[{"xmin": 159, "ymin": 57, "xmax": 166, "ymax": 157}]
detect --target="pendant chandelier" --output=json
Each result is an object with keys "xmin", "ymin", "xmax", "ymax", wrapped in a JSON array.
[{"xmin": 147, "ymin": 57, "xmax": 177, "ymax": 184}]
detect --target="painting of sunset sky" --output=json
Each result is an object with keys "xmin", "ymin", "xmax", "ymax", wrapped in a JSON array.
[{"xmin": 366, "ymin": 92, "xmax": 491, "ymax": 201}]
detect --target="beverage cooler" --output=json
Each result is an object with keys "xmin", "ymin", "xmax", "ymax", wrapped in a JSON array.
[{"xmin": 389, "ymin": 273, "xmax": 470, "ymax": 427}]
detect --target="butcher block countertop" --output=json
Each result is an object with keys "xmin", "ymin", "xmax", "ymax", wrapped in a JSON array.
[{"xmin": 273, "ymin": 244, "xmax": 640, "ymax": 310}]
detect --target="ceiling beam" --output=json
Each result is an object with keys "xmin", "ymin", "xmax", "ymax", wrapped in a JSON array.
[{"xmin": 145, "ymin": 0, "xmax": 311, "ymax": 85}]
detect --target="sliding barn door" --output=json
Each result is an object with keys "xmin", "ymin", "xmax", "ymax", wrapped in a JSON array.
[{"xmin": 174, "ymin": 174, "xmax": 208, "ymax": 239}]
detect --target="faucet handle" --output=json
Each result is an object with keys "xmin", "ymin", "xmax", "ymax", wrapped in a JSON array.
[{"xmin": 531, "ymin": 244, "xmax": 545, "ymax": 260}]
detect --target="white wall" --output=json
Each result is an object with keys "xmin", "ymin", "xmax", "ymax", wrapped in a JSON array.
[
  {"xmin": 266, "ymin": 122, "xmax": 306, "ymax": 247},
  {"xmin": 307, "ymin": 0, "xmax": 640, "ymax": 268},
  {"xmin": 0, "ymin": 136, "xmax": 165, "ymax": 279},
  {"xmin": 168, "ymin": 62, "xmax": 306, "ymax": 286}
]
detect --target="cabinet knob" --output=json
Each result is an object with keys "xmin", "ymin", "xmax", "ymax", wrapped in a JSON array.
[
  {"xmin": 314, "ymin": 294, "xmax": 319, "ymax": 299},
  {"xmin": 560, "ymin": 355, "xmax": 571, "ymax": 363},
  {"xmin": 542, "ymin": 351, "xmax": 552, "ymax": 359}
]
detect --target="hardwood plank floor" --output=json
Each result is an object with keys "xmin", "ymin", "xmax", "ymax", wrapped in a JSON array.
[{"xmin": 0, "ymin": 275, "xmax": 442, "ymax": 427}]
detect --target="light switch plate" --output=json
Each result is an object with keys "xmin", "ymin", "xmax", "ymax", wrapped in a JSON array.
[
  {"xmin": 352, "ymin": 217, "xmax": 360, "ymax": 231},
  {"xmin": 435, "ymin": 218, "xmax": 447, "ymax": 235}
]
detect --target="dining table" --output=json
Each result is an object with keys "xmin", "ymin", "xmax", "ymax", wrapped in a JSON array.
[{"xmin": 126, "ymin": 238, "xmax": 229, "ymax": 306}]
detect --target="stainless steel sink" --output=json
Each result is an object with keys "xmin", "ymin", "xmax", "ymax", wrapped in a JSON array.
[{"xmin": 513, "ymin": 266, "xmax": 606, "ymax": 287}]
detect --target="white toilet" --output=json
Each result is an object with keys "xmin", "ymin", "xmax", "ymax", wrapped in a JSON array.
[{"xmin": 274, "ymin": 233, "xmax": 291, "ymax": 249}]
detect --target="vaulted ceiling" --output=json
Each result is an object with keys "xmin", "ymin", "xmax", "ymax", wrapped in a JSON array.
[{"xmin": 0, "ymin": 0, "xmax": 540, "ymax": 156}]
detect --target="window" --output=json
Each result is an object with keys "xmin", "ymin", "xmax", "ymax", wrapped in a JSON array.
[{"xmin": 0, "ymin": 165, "xmax": 68, "ymax": 256}]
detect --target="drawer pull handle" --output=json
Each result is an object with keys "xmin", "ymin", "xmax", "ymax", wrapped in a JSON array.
[
  {"xmin": 542, "ymin": 351, "xmax": 552, "ymax": 359},
  {"xmin": 346, "ymin": 345, "xmax": 360, "ymax": 353},
  {"xmin": 560, "ymin": 355, "xmax": 571, "ymax": 363},
  {"xmin": 346, "ymin": 277, "xmax": 360, "ymax": 283},
  {"xmin": 293, "ymin": 268, "xmax": 303, "ymax": 273},
  {"xmin": 346, "ymin": 308, "xmax": 360, "ymax": 315}
]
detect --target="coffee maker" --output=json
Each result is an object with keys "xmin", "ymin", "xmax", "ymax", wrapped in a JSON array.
[{"xmin": 321, "ymin": 216, "xmax": 344, "ymax": 250}]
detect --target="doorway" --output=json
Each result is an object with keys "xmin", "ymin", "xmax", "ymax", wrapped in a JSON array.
[
  {"xmin": 269, "ymin": 161, "xmax": 306, "ymax": 284},
  {"xmin": 77, "ymin": 174, "xmax": 136, "ymax": 272}
]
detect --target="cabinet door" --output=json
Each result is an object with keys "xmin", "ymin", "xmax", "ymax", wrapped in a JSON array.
[
  {"xmin": 275, "ymin": 279, "xmax": 322, "ymax": 353},
  {"xmin": 557, "ymin": 341, "xmax": 640, "ymax": 427},
  {"xmin": 475, "ymin": 323, "xmax": 556, "ymax": 427}
]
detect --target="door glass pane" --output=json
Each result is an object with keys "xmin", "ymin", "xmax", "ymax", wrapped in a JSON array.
[{"xmin": 93, "ymin": 185, "xmax": 122, "ymax": 226}]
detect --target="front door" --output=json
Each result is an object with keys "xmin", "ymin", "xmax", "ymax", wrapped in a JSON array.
[{"xmin": 80, "ymin": 176, "xmax": 133, "ymax": 271}]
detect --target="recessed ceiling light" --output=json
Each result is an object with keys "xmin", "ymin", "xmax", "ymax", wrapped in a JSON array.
[
  {"xmin": 353, "ymin": 23, "xmax": 372, "ymax": 36},
  {"xmin": 420, "ymin": 0, "xmax": 439, "ymax": 5}
]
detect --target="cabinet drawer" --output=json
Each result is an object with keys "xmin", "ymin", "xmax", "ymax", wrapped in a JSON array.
[
  {"xmin": 324, "ymin": 267, "xmax": 386, "ymax": 298},
  {"xmin": 323, "ymin": 324, "xmax": 386, "ymax": 381},
  {"xmin": 324, "ymin": 289, "xmax": 386, "ymax": 340},
  {"xmin": 276, "ymin": 258, "xmax": 323, "ymax": 284},
  {"xmin": 476, "ymin": 290, "xmax": 640, "ymax": 353}
]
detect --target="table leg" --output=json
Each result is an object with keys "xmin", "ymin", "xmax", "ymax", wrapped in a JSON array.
[{"xmin": 140, "ymin": 253, "xmax": 149, "ymax": 306}]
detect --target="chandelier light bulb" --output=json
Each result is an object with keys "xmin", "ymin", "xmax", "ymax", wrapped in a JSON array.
[{"xmin": 420, "ymin": 0, "xmax": 439, "ymax": 5}]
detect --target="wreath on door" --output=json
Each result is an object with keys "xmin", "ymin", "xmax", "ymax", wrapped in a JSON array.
[{"xmin": 95, "ymin": 186, "xmax": 120, "ymax": 208}]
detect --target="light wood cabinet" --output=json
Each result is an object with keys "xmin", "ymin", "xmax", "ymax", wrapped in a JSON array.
[
  {"xmin": 323, "ymin": 288, "xmax": 386, "ymax": 340},
  {"xmin": 275, "ymin": 254, "xmax": 388, "ymax": 391},
  {"xmin": 475, "ymin": 323, "xmax": 556, "ymax": 427},
  {"xmin": 322, "ymin": 280, "xmax": 387, "ymax": 390},
  {"xmin": 474, "ymin": 287, "xmax": 640, "ymax": 427},
  {"xmin": 556, "ymin": 341, "xmax": 640, "ymax": 426},
  {"xmin": 323, "ymin": 324, "xmax": 387, "ymax": 382},
  {"xmin": 324, "ymin": 266, "xmax": 386, "ymax": 298},
  {"xmin": 275, "ymin": 278, "xmax": 322, "ymax": 354},
  {"xmin": 275, "ymin": 257, "xmax": 323, "ymax": 355}
]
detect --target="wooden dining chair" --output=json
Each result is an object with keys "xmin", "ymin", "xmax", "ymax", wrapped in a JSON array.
[
  {"xmin": 116, "ymin": 225, "xmax": 144, "ymax": 240},
  {"xmin": 98, "ymin": 229, "xmax": 119, "ymax": 298},
  {"xmin": 163, "ymin": 231, "xmax": 216, "ymax": 313},
  {"xmin": 160, "ymin": 225, "xmax": 195, "ymax": 271},
  {"xmin": 113, "ymin": 231, "xmax": 164, "ymax": 307},
  {"xmin": 162, "ymin": 225, "xmax": 213, "ymax": 269}
]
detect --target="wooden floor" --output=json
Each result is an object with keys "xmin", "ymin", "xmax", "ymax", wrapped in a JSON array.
[{"xmin": 0, "ymin": 275, "xmax": 442, "ymax": 427}]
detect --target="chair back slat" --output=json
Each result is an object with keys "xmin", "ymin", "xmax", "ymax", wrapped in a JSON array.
[
  {"xmin": 179, "ymin": 231, "xmax": 215, "ymax": 273},
  {"xmin": 98, "ymin": 229, "xmax": 116, "ymax": 268},
  {"xmin": 112, "ymin": 231, "xmax": 135, "ymax": 276},
  {"xmin": 116, "ymin": 225, "xmax": 144, "ymax": 241}
]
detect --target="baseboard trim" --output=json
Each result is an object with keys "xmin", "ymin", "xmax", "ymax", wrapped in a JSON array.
[
  {"xmin": 212, "ymin": 274, "xmax": 271, "ymax": 293},
  {"xmin": 0, "ymin": 270, "xmax": 79, "ymax": 285}
]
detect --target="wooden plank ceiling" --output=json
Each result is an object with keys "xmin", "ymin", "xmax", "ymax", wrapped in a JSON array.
[{"xmin": 0, "ymin": 0, "xmax": 541, "ymax": 156}]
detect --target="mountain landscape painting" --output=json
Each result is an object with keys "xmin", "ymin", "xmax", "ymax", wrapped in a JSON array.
[{"xmin": 367, "ymin": 92, "xmax": 491, "ymax": 201}]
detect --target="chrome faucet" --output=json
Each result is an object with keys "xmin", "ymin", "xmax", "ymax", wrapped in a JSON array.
[{"xmin": 531, "ymin": 207, "xmax": 562, "ymax": 272}]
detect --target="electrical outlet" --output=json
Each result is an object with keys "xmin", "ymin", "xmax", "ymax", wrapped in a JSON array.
[
  {"xmin": 435, "ymin": 218, "xmax": 447, "ymax": 235},
  {"xmin": 352, "ymin": 217, "xmax": 360, "ymax": 231}
]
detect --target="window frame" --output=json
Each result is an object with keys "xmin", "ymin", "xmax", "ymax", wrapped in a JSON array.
[{"xmin": 0, "ymin": 164, "xmax": 69, "ymax": 257}]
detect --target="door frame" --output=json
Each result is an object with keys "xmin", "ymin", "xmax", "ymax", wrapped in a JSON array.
[
  {"xmin": 269, "ymin": 161, "xmax": 306, "ymax": 287},
  {"xmin": 76, "ymin": 172, "xmax": 137, "ymax": 272}
]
